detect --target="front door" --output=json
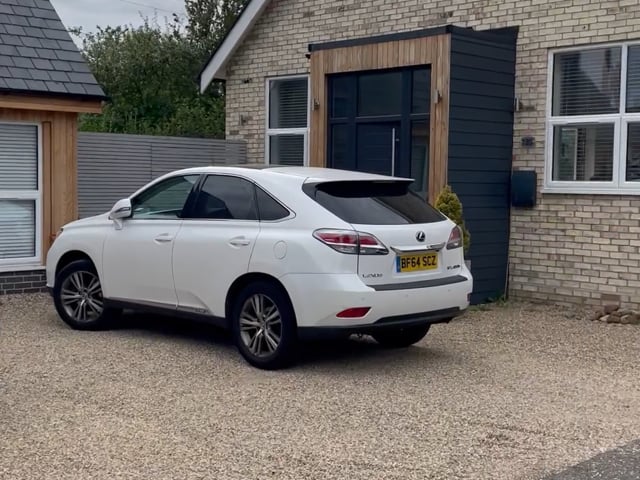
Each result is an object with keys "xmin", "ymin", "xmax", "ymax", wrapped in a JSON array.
[
  {"xmin": 356, "ymin": 122, "xmax": 400, "ymax": 176},
  {"xmin": 328, "ymin": 67, "xmax": 430, "ymax": 198}
]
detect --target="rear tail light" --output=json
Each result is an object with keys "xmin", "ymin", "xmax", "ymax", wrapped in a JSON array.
[
  {"xmin": 446, "ymin": 226, "xmax": 463, "ymax": 250},
  {"xmin": 336, "ymin": 307, "xmax": 371, "ymax": 318},
  {"xmin": 313, "ymin": 229, "xmax": 388, "ymax": 255}
]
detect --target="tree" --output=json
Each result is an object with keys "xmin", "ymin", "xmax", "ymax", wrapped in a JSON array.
[
  {"xmin": 184, "ymin": 0, "xmax": 247, "ymax": 54},
  {"xmin": 77, "ymin": 0, "xmax": 249, "ymax": 138}
]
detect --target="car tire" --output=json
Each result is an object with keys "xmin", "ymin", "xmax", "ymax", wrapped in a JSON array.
[
  {"xmin": 231, "ymin": 281, "xmax": 298, "ymax": 370},
  {"xmin": 371, "ymin": 324, "xmax": 431, "ymax": 348},
  {"xmin": 53, "ymin": 259, "xmax": 119, "ymax": 331}
]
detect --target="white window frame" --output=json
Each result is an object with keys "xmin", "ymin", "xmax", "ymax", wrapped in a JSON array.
[
  {"xmin": 0, "ymin": 121, "xmax": 42, "ymax": 270},
  {"xmin": 544, "ymin": 41, "xmax": 640, "ymax": 195},
  {"xmin": 265, "ymin": 74, "xmax": 310, "ymax": 166}
]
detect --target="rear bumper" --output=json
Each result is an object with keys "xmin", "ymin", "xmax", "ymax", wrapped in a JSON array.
[
  {"xmin": 279, "ymin": 270, "xmax": 472, "ymax": 329},
  {"xmin": 298, "ymin": 307, "xmax": 463, "ymax": 340}
]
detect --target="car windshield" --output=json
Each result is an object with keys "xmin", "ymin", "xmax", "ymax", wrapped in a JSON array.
[{"xmin": 303, "ymin": 180, "xmax": 445, "ymax": 225}]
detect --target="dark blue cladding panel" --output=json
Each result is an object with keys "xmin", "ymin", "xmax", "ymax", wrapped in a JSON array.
[{"xmin": 447, "ymin": 28, "xmax": 517, "ymax": 304}]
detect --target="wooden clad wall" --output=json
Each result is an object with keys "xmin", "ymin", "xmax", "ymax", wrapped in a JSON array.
[
  {"xmin": 0, "ymin": 108, "xmax": 78, "ymax": 257},
  {"xmin": 309, "ymin": 34, "xmax": 451, "ymax": 203}
]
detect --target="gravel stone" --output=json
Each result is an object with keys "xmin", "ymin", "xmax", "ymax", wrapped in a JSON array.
[{"xmin": 1, "ymin": 295, "xmax": 639, "ymax": 480}]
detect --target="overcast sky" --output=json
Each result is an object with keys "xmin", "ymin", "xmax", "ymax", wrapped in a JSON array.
[{"xmin": 52, "ymin": 0, "xmax": 187, "ymax": 34}]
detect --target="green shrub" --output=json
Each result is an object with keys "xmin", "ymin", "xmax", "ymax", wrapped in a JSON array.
[{"xmin": 435, "ymin": 185, "xmax": 471, "ymax": 255}]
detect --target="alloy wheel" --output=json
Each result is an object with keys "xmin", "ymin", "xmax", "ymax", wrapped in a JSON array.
[
  {"xmin": 60, "ymin": 271, "xmax": 104, "ymax": 323},
  {"xmin": 239, "ymin": 294, "xmax": 282, "ymax": 357}
]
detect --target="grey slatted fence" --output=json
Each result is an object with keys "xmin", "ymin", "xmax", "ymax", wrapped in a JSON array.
[{"xmin": 77, "ymin": 132, "xmax": 247, "ymax": 218}]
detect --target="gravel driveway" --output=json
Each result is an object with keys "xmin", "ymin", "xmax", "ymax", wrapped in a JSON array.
[{"xmin": 1, "ymin": 294, "xmax": 640, "ymax": 480}]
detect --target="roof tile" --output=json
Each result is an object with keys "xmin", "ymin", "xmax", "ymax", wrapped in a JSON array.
[
  {"xmin": 1, "ymin": 34, "xmax": 23, "ymax": 46},
  {"xmin": 50, "ymin": 59, "xmax": 71, "ymax": 71},
  {"xmin": 55, "ymin": 50, "xmax": 83, "ymax": 62},
  {"xmin": 27, "ymin": 16, "xmax": 47, "ymax": 28},
  {"xmin": 4, "ymin": 24, "xmax": 26, "ymax": 36},
  {"xmin": 43, "ymin": 28, "xmax": 69, "ymax": 40},
  {"xmin": 17, "ymin": 46, "xmax": 38, "ymax": 58},
  {"xmin": 13, "ymin": 57, "xmax": 34, "ymax": 69},
  {"xmin": 31, "ymin": 8, "xmax": 58, "ymax": 20},
  {"xmin": 68, "ymin": 72, "xmax": 95, "ymax": 84},
  {"xmin": 23, "ymin": 27, "xmax": 46, "ymax": 38},
  {"xmin": 29, "ymin": 69, "xmax": 50, "ymax": 80},
  {"xmin": 34, "ymin": 0, "xmax": 54, "ymax": 9},
  {"xmin": 64, "ymin": 83, "xmax": 87, "ymax": 95},
  {"xmin": 9, "ymin": 15, "xmax": 29, "ymax": 26},
  {"xmin": 83, "ymin": 84, "xmax": 105, "ymax": 96},
  {"xmin": 8, "ymin": 67, "xmax": 31, "ymax": 79},
  {"xmin": 5, "ymin": 78, "xmax": 28, "ymax": 90},
  {"xmin": 56, "ymin": 40, "xmax": 77, "ymax": 52},
  {"xmin": 20, "ymin": 36, "xmax": 42, "ymax": 48},
  {"xmin": 32, "ymin": 58, "xmax": 53, "ymax": 69},
  {"xmin": 24, "ymin": 79, "xmax": 47, "ymax": 90},
  {"xmin": 48, "ymin": 70, "xmax": 69, "ymax": 82},
  {"xmin": 44, "ymin": 80, "xmax": 67, "ymax": 93},
  {"xmin": 0, "ymin": 56, "xmax": 15, "ymax": 67},
  {"xmin": 35, "ymin": 48, "xmax": 56, "ymax": 60},
  {"xmin": 0, "ymin": 4, "xmax": 13, "ymax": 15},
  {"xmin": 11, "ymin": 6, "xmax": 33, "ymax": 17},
  {"xmin": 0, "ymin": 45, "xmax": 18, "ymax": 56}
]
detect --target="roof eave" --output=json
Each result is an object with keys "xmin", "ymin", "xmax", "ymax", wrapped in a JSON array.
[{"xmin": 198, "ymin": 0, "xmax": 272, "ymax": 93}]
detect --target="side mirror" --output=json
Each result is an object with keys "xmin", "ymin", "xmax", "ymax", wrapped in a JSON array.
[{"xmin": 109, "ymin": 198, "xmax": 132, "ymax": 229}]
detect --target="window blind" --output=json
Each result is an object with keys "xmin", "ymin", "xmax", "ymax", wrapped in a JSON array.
[
  {"xmin": 552, "ymin": 47, "xmax": 621, "ymax": 116},
  {"xmin": 0, "ymin": 124, "xmax": 38, "ymax": 190},
  {"xmin": 269, "ymin": 78, "xmax": 308, "ymax": 129},
  {"xmin": 0, "ymin": 200, "xmax": 36, "ymax": 259}
]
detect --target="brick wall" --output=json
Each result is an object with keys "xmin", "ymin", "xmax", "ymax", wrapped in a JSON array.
[
  {"xmin": 0, "ymin": 270, "xmax": 47, "ymax": 295},
  {"xmin": 223, "ymin": 0, "xmax": 640, "ymax": 309}
]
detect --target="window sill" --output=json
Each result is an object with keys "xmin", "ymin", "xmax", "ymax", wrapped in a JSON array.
[
  {"xmin": 0, "ymin": 263, "xmax": 45, "ymax": 274},
  {"xmin": 542, "ymin": 187, "xmax": 640, "ymax": 196}
]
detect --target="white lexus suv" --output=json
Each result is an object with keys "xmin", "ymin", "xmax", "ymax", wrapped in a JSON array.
[{"xmin": 46, "ymin": 166, "xmax": 473, "ymax": 369}]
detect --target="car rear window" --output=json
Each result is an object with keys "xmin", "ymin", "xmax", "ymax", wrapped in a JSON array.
[{"xmin": 303, "ymin": 180, "xmax": 446, "ymax": 225}]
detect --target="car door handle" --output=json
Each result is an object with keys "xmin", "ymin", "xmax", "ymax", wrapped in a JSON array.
[
  {"xmin": 154, "ymin": 233, "xmax": 174, "ymax": 243},
  {"xmin": 229, "ymin": 236, "xmax": 251, "ymax": 247}
]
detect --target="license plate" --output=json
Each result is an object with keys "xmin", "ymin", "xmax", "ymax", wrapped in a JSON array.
[{"xmin": 396, "ymin": 253, "xmax": 438, "ymax": 273}]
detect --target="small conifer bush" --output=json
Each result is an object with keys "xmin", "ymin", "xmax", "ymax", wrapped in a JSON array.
[{"xmin": 435, "ymin": 185, "xmax": 470, "ymax": 255}]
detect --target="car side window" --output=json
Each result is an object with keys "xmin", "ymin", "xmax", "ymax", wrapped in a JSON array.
[
  {"xmin": 190, "ymin": 175, "xmax": 258, "ymax": 220},
  {"xmin": 131, "ymin": 175, "xmax": 199, "ymax": 220},
  {"xmin": 255, "ymin": 187, "xmax": 290, "ymax": 221}
]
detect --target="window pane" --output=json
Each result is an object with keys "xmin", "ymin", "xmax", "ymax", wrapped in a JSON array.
[
  {"xmin": 305, "ymin": 181, "xmax": 445, "ymax": 225},
  {"xmin": 330, "ymin": 124, "xmax": 349, "ymax": 170},
  {"xmin": 192, "ymin": 175, "xmax": 257, "ymax": 220},
  {"xmin": 269, "ymin": 134, "xmax": 304, "ymax": 166},
  {"xmin": 256, "ymin": 187, "xmax": 289, "ymax": 221},
  {"xmin": 131, "ymin": 175, "xmax": 198, "ymax": 219},
  {"xmin": 552, "ymin": 47, "xmax": 621, "ymax": 116},
  {"xmin": 358, "ymin": 71, "xmax": 402, "ymax": 116},
  {"xmin": 0, "ymin": 124, "xmax": 38, "ymax": 190},
  {"xmin": 411, "ymin": 69, "xmax": 430, "ymax": 114},
  {"xmin": 626, "ymin": 46, "xmax": 640, "ymax": 112},
  {"xmin": 269, "ymin": 78, "xmax": 308, "ymax": 129},
  {"xmin": 552, "ymin": 124, "xmax": 614, "ymax": 181},
  {"xmin": 410, "ymin": 120, "xmax": 429, "ymax": 197},
  {"xmin": 0, "ymin": 200, "xmax": 35, "ymax": 259},
  {"xmin": 330, "ymin": 76, "xmax": 350, "ymax": 119},
  {"xmin": 626, "ymin": 123, "xmax": 640, "ymax": 181}
]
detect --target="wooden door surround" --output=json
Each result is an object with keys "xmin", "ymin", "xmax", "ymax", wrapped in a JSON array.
[{"xmin": 308, "ymin": 33, "xmax": 451, "ymax": 204}]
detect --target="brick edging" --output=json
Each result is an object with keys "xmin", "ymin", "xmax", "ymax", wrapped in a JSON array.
[{"xmin": 0, "ymin": 270, "xmax": 47, "ymax": 295}]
